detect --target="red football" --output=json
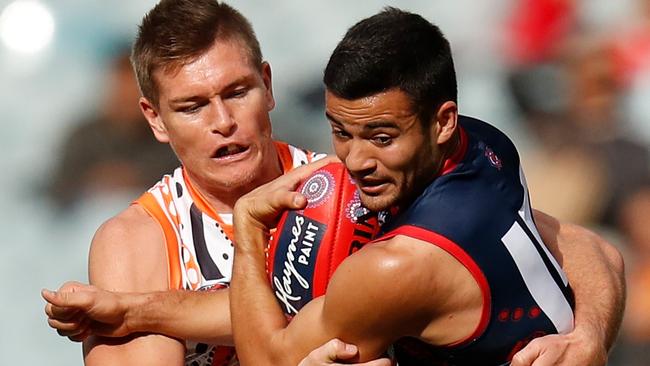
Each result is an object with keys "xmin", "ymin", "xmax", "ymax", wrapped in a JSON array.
[{"xmin": 266, "ymin": 162, "xmax": 380, "ymax": 316}]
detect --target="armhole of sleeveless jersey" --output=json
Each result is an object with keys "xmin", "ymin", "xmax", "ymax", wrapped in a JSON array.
[
  {"xmin": 372, "ymin": 225, "xmax": 492, "ymax": 348},
  {"xmin": 133, "ymin": 193, "xmax": 183, "ymax": 289}
]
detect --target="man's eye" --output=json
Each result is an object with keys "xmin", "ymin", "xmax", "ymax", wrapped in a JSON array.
[
  {"xmin": 183, "ymin": 105, "xmax": 199, "ymax": 114},
  {"xmin": 332, "ymin": 129, "xmax": 350, "ymax": 139},
  {"xmin": 229, "ymin": 88, "xmax": 248, "ymax": 99},
  {"xmin": 373, "ymin": 135, "xmax": 392, "ymax": 146},
  {"xmin": 181, "ymin": 104, "xmax": 202, "ymax": 114}
]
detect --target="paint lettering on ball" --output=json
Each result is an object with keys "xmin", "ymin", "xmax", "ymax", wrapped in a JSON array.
[{"xmin": 271, "ymin": 212, "xmax": 325, "ymax": 315}]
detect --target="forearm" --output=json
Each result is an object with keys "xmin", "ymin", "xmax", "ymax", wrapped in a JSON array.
[
  {"xmin": 561, "ymin": 225, "xmax": 625, "ymax": 349},
  {"xmin": 231, "ymin": 226, "xmax": 294, "ymax": 365},
  {"xmin": 126, "ymin": 289, "xmax": 233, "ymax": 345}
]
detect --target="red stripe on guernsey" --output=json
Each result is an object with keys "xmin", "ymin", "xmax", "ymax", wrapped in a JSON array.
[
  {"xmin": 440, "ymin": 127, "xmax": 468, "ymax": 176},
  {"xmin": 372, "ymin": 224, "xmax": 491, "ymax": 348}
]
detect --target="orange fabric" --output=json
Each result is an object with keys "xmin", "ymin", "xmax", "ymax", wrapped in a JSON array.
[
  {"xmin": 274, "ymin": 140, "xmax": 296, "ymax": 173},
  {"xmin": 135, "ymin": 191, "xmax": 183, "ymax": 289}
]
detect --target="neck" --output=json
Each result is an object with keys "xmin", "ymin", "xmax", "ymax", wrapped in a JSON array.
[{"xmin": 399, "ymin": 128, "xmax": 463, "ymax": 209}]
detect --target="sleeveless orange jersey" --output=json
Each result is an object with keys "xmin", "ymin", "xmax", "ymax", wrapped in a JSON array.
[{"xmin": 135, "ymin": 141, "xmax": 325, "ymax": 366}]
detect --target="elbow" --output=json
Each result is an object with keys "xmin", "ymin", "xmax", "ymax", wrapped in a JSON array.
[
  {"xmin": 238, "ymin": 352, "xmax": 287, "ymax": 366},
  {"xmin": 236, "ymin": 336, "xmax": 291, "ymax": 366}
]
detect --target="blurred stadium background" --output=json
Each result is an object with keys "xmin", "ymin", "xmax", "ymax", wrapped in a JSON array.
[{"xmin": 0, "ymin": 0, "xmax": 648, "ymax": 364}]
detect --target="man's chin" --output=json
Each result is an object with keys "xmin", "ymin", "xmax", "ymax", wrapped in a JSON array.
[
  {"xmin": 202, "ymin": 162, "xmax": 258, "ymax": 189},
  {"xmin": 359, "ymin": 193, "xmax": 396, "ymax": 213}
]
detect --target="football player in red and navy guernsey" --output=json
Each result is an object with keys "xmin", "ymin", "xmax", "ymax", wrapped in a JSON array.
[{"xmin": 230, "ymin": 7, "xmax": 624, "ymax": 366}]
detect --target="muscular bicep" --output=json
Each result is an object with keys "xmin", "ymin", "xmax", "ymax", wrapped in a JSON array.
[
  {"xmin": 277, "ymin": 241, "xmax": 431, "ymax": 364},
  {"xmin": 84, "ymin": 205, "xmax": 185, "ymax": 365}
]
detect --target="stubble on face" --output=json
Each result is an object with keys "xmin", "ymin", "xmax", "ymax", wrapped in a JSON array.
[{"xmin": 326, "ymin": 89, "xmax": 442, "ymax": 213}]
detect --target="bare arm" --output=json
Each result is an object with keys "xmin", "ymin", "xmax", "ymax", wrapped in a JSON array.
[
  {"xmin": 231, "ymin": 224, "xmax": 425, "ymax": 365},
  {"xmin": 511, "ymin": 210, "xmax": 625, "ymax": 366},
  {"xmin": 44, "ymin": 285, "xmax": 233, "ymax": 345},
  {"xmin": 43, "ymin": 204, "xmax": 233, "ymax": 346},
  {"xmin": 44, "ymin": 283, "xmax": 392, "ymax": 366},
  {"xmin": 126, "ymin": 289, "xmax": 233, "ymax": 345},
  {"xmin": 81, "ymin": 205, "xmax": 185, "ymax": 365}
]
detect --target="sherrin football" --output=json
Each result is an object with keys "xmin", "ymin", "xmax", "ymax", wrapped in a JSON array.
[{"xmin": 266, "ymin": 162, "xmax": 380, "ymax": 316}]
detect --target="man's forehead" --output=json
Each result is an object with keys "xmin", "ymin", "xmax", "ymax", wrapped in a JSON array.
[
  {"xmin": 154, "ymin": 46, "xmax": 260, "ymax": 101},
  {"xmin": 325, "ymin": 89, "xmax": 417, "ymax": 122}
]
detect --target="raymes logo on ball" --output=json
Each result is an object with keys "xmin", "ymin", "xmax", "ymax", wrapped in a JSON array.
[{"xmin": 272, "ymin": 212, "xmax": 326, "ymax": 315}]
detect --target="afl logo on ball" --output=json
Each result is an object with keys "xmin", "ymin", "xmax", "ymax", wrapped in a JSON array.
[{"xmin": 301, "ymin": 171, "xmax": 334, "ymax": 208}]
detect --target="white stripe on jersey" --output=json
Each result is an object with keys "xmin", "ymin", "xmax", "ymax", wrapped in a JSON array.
[
  {"xmin": 499, "ymin": 168, "xmax": 574, "ymax": 334},
  {"xmin": 501, "ymin": 221, "xmax": 574, "ymax": 333},
  {"xmin": 518, "ymin": 167, "xmax": 568, "ymax": 285}
]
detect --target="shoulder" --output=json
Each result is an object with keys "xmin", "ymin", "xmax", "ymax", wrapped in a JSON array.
[
  {"xmin": 88, "ymin": 204, "xmax": 169, "ymax": 291},
  {"xmin": 91, "ymin": 204, "xmax": 163, "ymax": 255}
]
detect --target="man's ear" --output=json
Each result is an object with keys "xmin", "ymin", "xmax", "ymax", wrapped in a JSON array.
[
  {"xmin": 261, "ymin": 61, "xmax": 275, "ymax": 111},
  {"xmin": 140, "ymin": 97, "xmax": 169, "ymax": 143},
  {"xmin": 434, "ymin": 101, "xmax": 458, "ymax": 145}
]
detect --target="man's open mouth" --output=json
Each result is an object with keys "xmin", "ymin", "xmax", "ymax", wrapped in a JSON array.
[{"xmin": 212, "ymin": 144, "xmax": 249, "ymax": 158}]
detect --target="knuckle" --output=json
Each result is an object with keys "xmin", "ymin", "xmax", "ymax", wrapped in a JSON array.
[
  {"xmin": 61, "ymin": 281, "xmax": 77, "ymax": 291},
  {"xmin": 510, "ymin": 353, "xmax": 524, "ymax": 365},
  {"xmin": 510, "ymin": 349, "xmax": 530, "ymax": 366},
  {"xmin": 329, "ymin": 338, "xmax": 343, "ymax": 351}
]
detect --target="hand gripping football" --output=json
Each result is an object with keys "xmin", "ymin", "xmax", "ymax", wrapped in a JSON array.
[{"xmin": 266, "ymin": 162, "xmax": 380, "ymax": 316}]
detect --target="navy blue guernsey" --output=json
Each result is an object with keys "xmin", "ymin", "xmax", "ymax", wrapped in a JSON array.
[{"xmin": 375, "ymin": 116, "xmax": 575, "ymax": 366}]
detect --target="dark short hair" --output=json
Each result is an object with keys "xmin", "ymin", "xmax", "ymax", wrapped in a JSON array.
[
  {"xmin": 131, "ymin": 0, "xmax": 262, "ymax": 106},
  {"xmin": 324, "ymin": 7, "xmax": 457, "ymax": 124}
]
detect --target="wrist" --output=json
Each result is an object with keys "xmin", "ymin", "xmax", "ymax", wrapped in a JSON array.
[
  {"xmin": 567, "ymin": 324, "xmax": 608, "ymax": 363},
  {"xmin": 123, "ymin": 292, "xmax": 153, "ymax": 334},
  {"xmin": 234, "ymin": 221, "xmax": 270, "ymax": 255}
]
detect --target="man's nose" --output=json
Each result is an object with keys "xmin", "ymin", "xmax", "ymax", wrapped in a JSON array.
[
  {"xmin": 209, "ymin": 98, "xmax": 236, "ymax": 136},
  {"xmin": 344, "ymin": 141, "xmax": 375, "ymax": 176}
]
